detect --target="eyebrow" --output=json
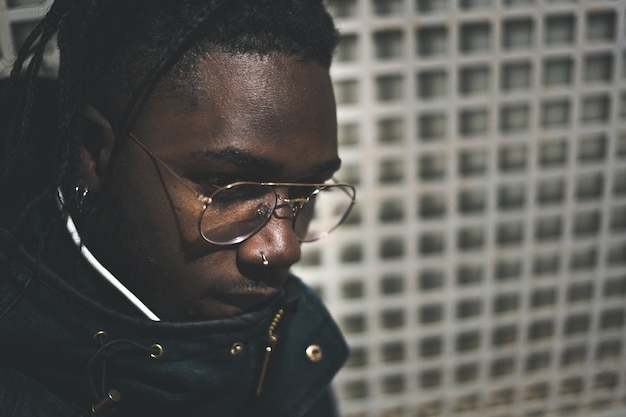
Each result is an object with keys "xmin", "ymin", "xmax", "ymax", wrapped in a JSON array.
[
  {"xmin": 190, "ymin": 148, "xmax": 279, "ymax": 170},
  {"xmin": 188, "ymin": 147, "xmax": 342, "ymax": 176},
  {"xmin": 310, "ymin": 157, "xmax": 342, "ymax": 174}
]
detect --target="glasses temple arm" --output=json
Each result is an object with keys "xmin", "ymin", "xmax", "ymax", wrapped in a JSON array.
[{"xmin": 128, "ymin": 132, "xmax": 207, "ymax": 202}]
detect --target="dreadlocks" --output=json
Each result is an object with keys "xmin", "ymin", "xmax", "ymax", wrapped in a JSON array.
[{"xmin": 0, "ymin": 0, "xmax": 337, "ymax": 236}]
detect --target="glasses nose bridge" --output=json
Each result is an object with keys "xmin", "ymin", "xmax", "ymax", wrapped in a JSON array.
[{"xmin": 274, "ymin": 186, "xmax": 310, "ymax": 216}]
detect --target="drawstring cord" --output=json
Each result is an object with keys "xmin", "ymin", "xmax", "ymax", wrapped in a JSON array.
[{"xmin": 88, "ymin": 331, "xmax": 163, "ymax": 414}]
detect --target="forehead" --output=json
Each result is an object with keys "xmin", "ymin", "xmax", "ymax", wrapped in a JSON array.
[{"xmin": 132, "ymin": 52, "xmax": 338, "ymax": 180}]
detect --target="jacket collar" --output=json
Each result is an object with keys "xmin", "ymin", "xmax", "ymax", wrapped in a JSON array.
[{"xmin": 0, "ymin": 236, "xmax": 348, "ymax": 416}]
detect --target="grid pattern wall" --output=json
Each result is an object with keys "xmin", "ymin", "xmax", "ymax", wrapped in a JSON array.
[
  {"xmin": 294, "ymin": 1, "xmax": 626, "ymax": 417},
  {"xmin": 0, "ymin": 1, "xmax": 625, "ymax": 417},
  {"xmin": 0, "ymin": 0, "xmax": 55, "ymax": 77}
]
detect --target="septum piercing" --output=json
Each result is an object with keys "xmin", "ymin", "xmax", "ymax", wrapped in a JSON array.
[{"xmin": 261, "ymin": 252, "xmax": 269, "ymax": 266}]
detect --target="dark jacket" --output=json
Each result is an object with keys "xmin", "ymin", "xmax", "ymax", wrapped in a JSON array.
[{"xmin": 0, "ymin": 227, "xmax": 348, "ymax": 417}]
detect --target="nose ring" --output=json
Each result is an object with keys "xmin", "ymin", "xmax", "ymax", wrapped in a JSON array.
[{"xmin": 261, "ymin": 252, "xmax": 269, "ymax": 266}]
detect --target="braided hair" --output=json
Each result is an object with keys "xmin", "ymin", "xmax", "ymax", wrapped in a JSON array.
[{"xmin": 0, "ymin": 0, "xmax": 337, "ymax": 240}]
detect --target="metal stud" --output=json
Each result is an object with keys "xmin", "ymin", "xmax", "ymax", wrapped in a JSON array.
[
  {"xmin": 306, "ymin": 344, "xmax": 323, "ymax": 362},
  {"xmin": 149, "ymin": 343, "xmax": 164, "ymax": 359},
  {"xmin": 92, "ymin": 330, "xmax": 109, "ymax": 345},
  {"xmin": 230, "ymin": 342, "xmax": 244, "ymax": 355}
]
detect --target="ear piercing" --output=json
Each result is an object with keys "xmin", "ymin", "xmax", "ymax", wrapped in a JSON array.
[
  {"xmin": 261, "ymin": 252, "xmax": 269, "ymax": 266},
  {"xmin": 75, "ymin": 185, "xmax": 89, "ymax": 213}
]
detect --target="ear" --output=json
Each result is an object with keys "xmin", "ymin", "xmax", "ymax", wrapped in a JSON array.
[{"xmin": 80, "ymin": 105, "xmax": 116, "ymax": 192}]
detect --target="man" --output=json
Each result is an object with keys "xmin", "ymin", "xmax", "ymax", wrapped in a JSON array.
[{"xmin": 0, "ymin": 1, "xmax": 355, "ymax": 416}]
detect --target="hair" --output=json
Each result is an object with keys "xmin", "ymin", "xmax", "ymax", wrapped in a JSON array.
[{"xmin": 0, "ymin": 0, "xmax": 337, "ymax": 239}]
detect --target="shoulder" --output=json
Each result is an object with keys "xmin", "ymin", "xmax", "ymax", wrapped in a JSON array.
[
  {"xmin": 0, "ymin": 235, "xmax": 37, "ymax": 315},
  {"xmin": 0, "ymin": 368, "xmax": 86, "ymax": 417},
  {"xmin": 0, "ymin": 238, "xmax": 31, "ymax": 317}
]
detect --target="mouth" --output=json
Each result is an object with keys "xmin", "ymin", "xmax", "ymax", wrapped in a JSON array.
[
  {"xmin": 178, "ymin": 266, "xmax": 291, "ymax": 319},
  {"xmin": 221, "ymin": 288, "xmax": 278, "ymax": 301},
  {"xmin": 213, "ymin": 286, "xmax": 281, "ymax": 313},
  {"xmin": 214, "ymin": 270, "xmax": 289, "ymax": 309}
]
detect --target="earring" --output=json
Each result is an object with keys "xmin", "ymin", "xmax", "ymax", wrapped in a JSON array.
[
  {"xmin": 261, "ymin": 252, "xmax": 269, "ymax": 266},
  {"xmin": 75, "ymin": 185, "xmax": 89, "ymax": 213}
]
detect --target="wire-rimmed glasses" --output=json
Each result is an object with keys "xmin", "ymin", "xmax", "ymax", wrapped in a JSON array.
[{"xmin": 128, "ymin": 133, "xmax": 356, "ymax": 245}]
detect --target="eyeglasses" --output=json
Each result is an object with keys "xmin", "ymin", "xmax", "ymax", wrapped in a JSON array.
[{"xmin": 128, "ymin": 133, "xmax": 356, "ymax": 245}]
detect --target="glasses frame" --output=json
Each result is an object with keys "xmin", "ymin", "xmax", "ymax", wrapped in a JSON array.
[{"xmin": 128, "ymin": 132, "xmax": 356, "ymax": 245}]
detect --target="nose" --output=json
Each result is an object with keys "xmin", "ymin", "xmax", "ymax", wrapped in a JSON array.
[{"xmin": 237, "ymin": 199, "xmax": 302, "ymax": 270}]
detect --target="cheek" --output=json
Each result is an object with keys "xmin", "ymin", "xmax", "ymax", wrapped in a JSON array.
[
  {"xmin": 132, "ymin": 153, "xmax": 195, "ymax": 224},
  {"xmin": 100, "ymin": 157, "xmax": 190, "ymax": 253}
]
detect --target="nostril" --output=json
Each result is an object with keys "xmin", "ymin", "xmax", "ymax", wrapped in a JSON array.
[{"xmin": 237, "ymin": 214, "xmax": 302, "ymax": 270}]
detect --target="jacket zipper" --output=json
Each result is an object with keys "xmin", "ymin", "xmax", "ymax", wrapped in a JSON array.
[{"xmin": 255, "ymin": 308, "xmax": 284, "ymax": 396}]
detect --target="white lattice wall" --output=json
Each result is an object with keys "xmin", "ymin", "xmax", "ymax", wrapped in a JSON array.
[
  {"xmin": 0, "ymin": 0, "xmax": 55, "ymax": 77},
  {"xmin": 294, "ymin": 1, "xmax": 626, "ymax": 416},
  {"xmin": 1, "ymin": 1, "xmax": 625, "ymax": 416}
]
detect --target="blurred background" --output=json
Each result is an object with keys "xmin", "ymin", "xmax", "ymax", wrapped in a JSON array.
[{"xmin": 1, "ymin": 0, "xmax": 625, "ymax": 416}]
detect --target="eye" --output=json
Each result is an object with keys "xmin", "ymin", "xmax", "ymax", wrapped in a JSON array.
[
  {"xmin": 211, "ymin": 183, "xmax": 275, "ymax": 206},
  {"xmin": 195, "ymin": 175, "xmax": 238, "ymax": 194},
  {"xmin": 226, "ymin": 184, "xmax": 269, "ymax": 201}
]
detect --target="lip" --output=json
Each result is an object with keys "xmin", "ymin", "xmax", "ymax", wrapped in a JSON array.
[
  {"xmin": 193, "ymin": 269, "xmax": 291, "ymax": 317},
  {"xmin": 215, "ymin": 287, "xmax": 281, "ymax": 311},
  {"xmin": 215, "ymin": 269, "xmax": 288, "ymax": 300}
]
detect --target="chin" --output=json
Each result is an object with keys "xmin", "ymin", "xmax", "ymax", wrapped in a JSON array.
[{"xmin": 161, "ymin": 292, "xmax": 278, "ymax": 321}]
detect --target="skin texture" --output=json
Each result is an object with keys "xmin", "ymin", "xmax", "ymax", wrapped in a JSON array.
[{"xmin": 79, "ymin": 52, "xmax": 339, "ymax": 320}]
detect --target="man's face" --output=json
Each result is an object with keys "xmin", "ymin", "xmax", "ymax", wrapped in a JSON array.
[{"xmin": 86, "ymin": 53, "xmax": 339, "ymax": 320}]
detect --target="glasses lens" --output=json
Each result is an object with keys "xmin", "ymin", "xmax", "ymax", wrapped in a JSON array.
[
  {"xmin": 200, "ymin": 184, "xmax": 276, "ymax": 244},
  {"xmin": 294, "ymin": 184, "xmax": 355, "ymax": 242}
]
